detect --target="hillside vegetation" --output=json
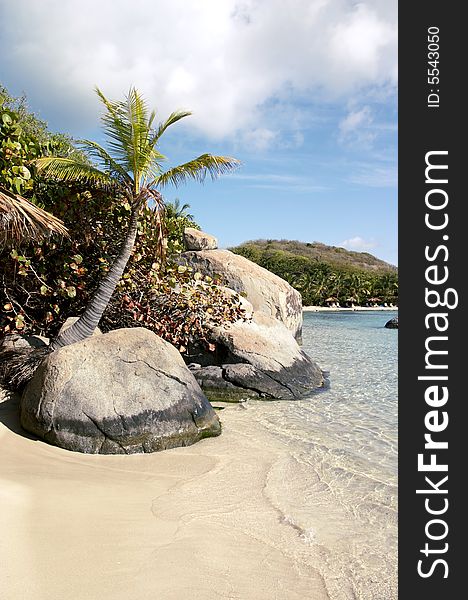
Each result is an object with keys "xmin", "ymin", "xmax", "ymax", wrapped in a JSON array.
[
  {"xmin": 230, "ymin": 240, "xmax": 398, "ymax": 307},
  {"xmin": 234, "ymin": 239, "xmax": 396, "ymax": 272}
]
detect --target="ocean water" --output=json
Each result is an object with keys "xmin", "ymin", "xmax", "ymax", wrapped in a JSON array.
[{"xmin": 254, "ymin": 310, "xmax": 398, "ymax": 599}]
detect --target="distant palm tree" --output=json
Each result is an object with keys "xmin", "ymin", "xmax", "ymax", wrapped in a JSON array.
[
  {"xmin": 165, "ymin": 198, "xmax": 194, "ymax": 222},
  {"xmin": 0, "ymin": 185, "xmax": 68, "ymax": 246},
  {"xmin": 35, "ymin": 87, "xmax": 239, "ymax": 351}
]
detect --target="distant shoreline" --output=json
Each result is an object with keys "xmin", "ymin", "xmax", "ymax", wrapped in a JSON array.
[{"xmin": 303, "ymin": 306, "xmax": 398, "ymax": 312}]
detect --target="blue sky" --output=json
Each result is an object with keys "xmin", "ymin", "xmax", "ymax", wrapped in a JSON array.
[{"xmin": 0, "ymin": 0, "xmax": 397, "ymax": 264}]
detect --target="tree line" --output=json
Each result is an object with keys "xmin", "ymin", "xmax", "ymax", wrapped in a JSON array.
[{"xmin": 231, "ymin": 243, "xmax": 398, "ymax": 306}]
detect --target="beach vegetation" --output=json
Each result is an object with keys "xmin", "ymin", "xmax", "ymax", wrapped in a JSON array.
[
  {"xmin": 0, "ymin": 85, "xmax": 241, "ymax": 389},
  {"xmin": 164, "ymin": 198, "xmax": 200, "ymax": 257},
  {"xmin": 32, "ymin": 86, "xmax": 240, "ymax": 351},
  {"xmin": 231, "ymin": 240, "xmax": 398, "ymax": 306}
]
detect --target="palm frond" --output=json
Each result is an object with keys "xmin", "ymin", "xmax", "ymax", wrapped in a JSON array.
[
  {"xmin": 144, "ymin": 189, "xmax": 167, "ymax": 262},
  {"xmin": 126, "ymin": 87, "xmax": 149, "ymax": 182},
  {"xmin": 95, "ymin": 86, "xmax": 135, "ymax": 173},
  {"xmin": 148, "ymin": 109, "xmax": 157, "ymax": 130},
  {"xmin": 0, "ymin": 345, "xmax": 50, "ymax": 391},
  {"xmin": 165, "ymin": 198, "xmax": 192, "ymax": 219},
  {"xmin": 95, "ymin": 87, "xmax": 166, "ymax": 189},
  {"xmin": 154, "ymin": 154, "xmax": 241, "ymax": 188},
  {"xmin": 0, "ymin": 186, "xmax": 69, "ymax": 246},
  {"xmin": 78, "ymin": 139, "xmax": 132, "ymax": 185},
  {"xmin": 34, "ymin": 157, "xmax": 116, "ymax": 190},
  {"xmin": 150, "ymin": 110, "xmax": 192, "ymax": 146}
]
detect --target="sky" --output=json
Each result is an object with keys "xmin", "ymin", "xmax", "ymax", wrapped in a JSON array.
[{"xmin": 0, "ymin": 0, "xmax": 397, "ymax": 265}]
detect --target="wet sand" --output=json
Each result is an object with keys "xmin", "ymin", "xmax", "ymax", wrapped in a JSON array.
[{"xmin": 0, "ymin": 391, "xmax": 329, "ymax": 600}]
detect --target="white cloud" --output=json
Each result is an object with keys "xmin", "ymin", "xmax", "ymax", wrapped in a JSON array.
[
  {"xmin": 338, "ymin": 105, "xmax": 377, "ymax": 146},
  {"xmin": 329, "ymin": 3, "xmax": 396, "ymax": 85},
  {"xmin": 340, "ymin": 236, "xmax": 377, "ymax": 251},
  {"xmin": 339, "ymin": 106, "xmax": 373, "ymax": 135},
  {"xmin": 0, "ymin": 0, "xmax": 397, "ymax": 140},
  {"xmin": 228, "ymin": 172, "xmax": 329, "ymax": 192},
  {"xmin": 241, "ymin": 127, "xmax": 278, "ymax": 151}
]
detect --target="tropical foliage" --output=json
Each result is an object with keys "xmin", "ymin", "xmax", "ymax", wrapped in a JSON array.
[
  {"xmin": 103, "ymin": 264, "xmax": 247, "ymax": 353},
  {"xmin": 28, "ymin": 86, "xmax": 240, "ymax": 350},
  {"xmin": 164, "ymin": 198, "xmax": 200, "ymax": 256},
  {"xmin": 231, "ymin": 241, "xmax": 398, "ymax": 306},
  {"xmin": 1, "ymin": 85, "xmax": 244, "ymax": 357}
]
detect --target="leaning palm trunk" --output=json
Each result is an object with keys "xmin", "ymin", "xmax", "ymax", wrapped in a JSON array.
[{"xmin": 50, "ymin": 206, "xmax": 139, "ymax": 350}]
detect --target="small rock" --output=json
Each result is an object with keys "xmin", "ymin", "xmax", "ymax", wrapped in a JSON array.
[
  {"xmin": 385, "ymin": 317, "xmax": 398, "ymax": 329},
  {"xmin": 183, "ymin": 228, "xmax": 218, "ymax": 251},
  {"xmin": 0, "ymin": 334, "xmax": 49, "ymax": 350},
  {"xmin": 192, "ymin": 365, "xmax": 258, "ymax": 402},
  {"xmin": 188, "ymin": 313, "xmax": 324, "ymax": 401}
]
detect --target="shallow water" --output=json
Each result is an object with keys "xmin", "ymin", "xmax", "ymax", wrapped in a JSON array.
[{"xmin": 247, "ymin": 310, "xmax": 398, "ymax": 599}]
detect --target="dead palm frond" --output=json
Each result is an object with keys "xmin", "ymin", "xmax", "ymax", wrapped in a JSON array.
[
  {"xmin": 0, "ymin": 186, "xmax": 69, "ymax": 247},
  {"xmin": 0, "ymin": 345, "xmax": 50, "ymax": 391}
]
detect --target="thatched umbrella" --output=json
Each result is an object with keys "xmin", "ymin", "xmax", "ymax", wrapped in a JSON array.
[{"xmin": 0, "ymin": 186, "xmax": 68, "ymax": 246}]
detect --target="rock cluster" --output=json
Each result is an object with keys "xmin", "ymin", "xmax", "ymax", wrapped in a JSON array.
[
  {"xmin": 180, "ymin": 229, "xmax": 324, "ymax": 401},
  {"xmin": 179, "ymin": 243, "xmax": 303, "ymax": 340},
  {"xmin": 7, "ymin": 228, "xmax": 324, "ymax": 455}
]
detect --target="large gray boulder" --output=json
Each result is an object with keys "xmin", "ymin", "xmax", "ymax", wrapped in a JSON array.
[
  {"xmin": 189, "ymin": 313, "xmax": 324, "ymax": 401},
  {"xmin": 179, "ymin": 249, "xmax": 303, "ymax": 339},
  {"xmin": 183, "ymin": 227, "xmax": 218, "ymax": 251},
  {"xmin": 21, "ymin": 328, "xmax": 221, "ymax": 454}
]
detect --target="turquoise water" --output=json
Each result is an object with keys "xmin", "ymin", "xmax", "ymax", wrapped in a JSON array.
[{"xmin": 256, "ymin": 310, "xmax": 398, "ymax": 599}]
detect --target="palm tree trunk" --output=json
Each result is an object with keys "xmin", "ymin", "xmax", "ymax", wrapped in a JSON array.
[{"xmin": 50, "ymin": 206, "xmax": 139, "ymax": 350}]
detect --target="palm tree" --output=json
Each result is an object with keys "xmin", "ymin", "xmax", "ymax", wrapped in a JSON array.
[
  {"xmin": 1, "ymin": 87, "xmax": 239, "ymax": 388},
  {"xmin": 34, "ymin": 87, "xmax": 239, "ymax": 351},
  {"xmin": 0, "ymin": 185, "xmax": 68, "ymax": 246},
  {"xmin": 165, "ymin": 198, "xmax": 194, "ymax": 221}
]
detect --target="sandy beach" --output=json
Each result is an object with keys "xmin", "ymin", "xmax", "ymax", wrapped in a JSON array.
[{"xmin": 1, "ymin": 390, "xmax": 330, "ymax": 600}]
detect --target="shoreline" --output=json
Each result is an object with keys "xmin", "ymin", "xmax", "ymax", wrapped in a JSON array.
[
  {"xmin": 0, "ymin": 392, "xmax": 330, "ymax": 600},
  {"xmin": 303, "ymin": 306, "xmax": 398, "ymax": 312}
]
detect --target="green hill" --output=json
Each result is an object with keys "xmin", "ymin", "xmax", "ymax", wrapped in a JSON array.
[
  {"xmin": 232, "ymin": 239, "xmax": 396, "ymax": 273},
  {"xmin": 230, "ymin": 239, "xmax": 398, "ymax": 307}
]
